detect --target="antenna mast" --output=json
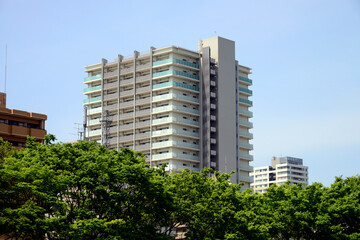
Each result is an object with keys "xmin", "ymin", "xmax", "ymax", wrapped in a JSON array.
[
  {"xmin": 5, "ymin": 44, "xmax": 7, "ymax": 93},
  {"xmin": 100, "ymin": 110, "xmax": 112, "ymax": 148}
]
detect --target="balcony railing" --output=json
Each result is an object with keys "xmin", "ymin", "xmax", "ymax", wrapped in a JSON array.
[
  {"xmin": 84, "ymin": 74, "xmax": 102, "ymax": 82},
  {"xmin": 238, "ymin": 131, "xmax": 253, "ymax": 138},
  {"xmin": 152, "ymin": 105, "xmax": 199, "ymax": 115},
  {"xmin": 152, "ymin": 93, "xmax": 200, "ymax": 103},
  {"xmin": 88, "ymin": 107, "xmax": 102, "ymax": 115},
  {"xmin": 153, "ymin": 70, "xmax": 200, "ymax": 81},
  {"xmin": 83, "ymin": 96, "xmax": 101, "ymax": 104},
  {"xmin": 239, "ymin": 164, "xmax": 254, "ymax": 172},
  {"xmin": 152, "ymin": 116, "xmax": 200, "ymax": 127},
  {"xmin": 238, "ymin": 109, "xmax": 253, "ymax": 117},
  {"xmin": 84, "ymin": 85, "xmax": 101, "ymax": 93},
  {"xmin": 238, "ymin": 87, "xmax": 253, "ymax": 95},
  {"xmin": 239, "ymin": 153, "xmax": 254, "ymax": 161},
  {"xmin": 152, "ymin": 128, "xmax": 200, "ymax": 138},
  {"xmin": 239, "ymin": 175, "xmax": 254, "ymax": 183},
  {"xmin": 239, "ymin": 98, "xmax": 253, "ymax": 106},
  {"xmin": 166, "ymin": 164, "xmax": 200, "ymax": 172},
  {"xmin": 89, "ymin": 129, "xmax": 101, "ymax": 137},
  {"xmin": 238, "ymin": 76, "xmax": 252, "ymax": 84},
  {"xmin": 152, "ymin": 152, "xmax": 200, "ymax": 161},
  {"xmin": 152, "ymin": 140, "xmax": 200, "ymax": 150},
  {"xmin": 153, "ymin": 58, "xmax": 200, "ymax": 69},
  {"xmin": 239, "ymin": 142, "xmax": 254, "ymax": 150},
  {"xmin": 153, "ymin": 81, "xmax": 199, "ymax": 91},
  {"xmin": 238, "ymin": 120, "xmax": 253, "ymax": 128}
]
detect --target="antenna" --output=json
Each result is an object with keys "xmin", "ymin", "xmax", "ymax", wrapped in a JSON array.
[
  {"xmin": 83, "ymin": 106, "xmax": 88, "ymax": 141},
  {"xmin": 5, "ymin": 44, "xmax": 7, "ymax": 93},
  {"xmin": 100, "ymin": 110, "xmax": 112, "ymax": 148}
]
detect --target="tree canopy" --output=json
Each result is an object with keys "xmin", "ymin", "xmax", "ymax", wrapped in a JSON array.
[{"xmin": 0, "ymin": 136, "xmax": 359, "ymax": 239}]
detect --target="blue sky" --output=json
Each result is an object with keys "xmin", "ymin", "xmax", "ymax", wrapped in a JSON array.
[{"xmin": 0, "ymin": 0, "xmax": 359, "ymax": 186}]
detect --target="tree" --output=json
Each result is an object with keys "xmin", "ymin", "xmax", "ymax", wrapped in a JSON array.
[{"xmin": 0, "ymin": 137, "xmax": 174, "ymax": 239}]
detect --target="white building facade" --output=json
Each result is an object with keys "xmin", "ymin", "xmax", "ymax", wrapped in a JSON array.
[
  {"xmin": 83, "ymin": 37, "xmax": 253, "ymax": 187},
  {"xmin": 250, "ymin": 156, "xmax": 309, "ymax": 193}
]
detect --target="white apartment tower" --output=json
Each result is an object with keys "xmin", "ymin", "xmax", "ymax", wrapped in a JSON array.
[
  {"xmin": 250, "ymin": 156, "xmax": 309, "ymax": 193},
  {"xmin": 83, "ymin": 37, "xmax": 253, "ymax": 186}
]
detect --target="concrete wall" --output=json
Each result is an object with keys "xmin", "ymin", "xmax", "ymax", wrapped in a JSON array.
[{"xmin": 200, "ymin": 37, "xmax": 237, "ymax": 182}]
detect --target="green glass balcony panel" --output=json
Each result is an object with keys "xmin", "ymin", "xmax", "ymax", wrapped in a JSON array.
[
  {"xmin": 239, "ymin": 153, "xmax": 254, "ymax": 161},
  {"xmin": 152, "ymin": 152, "xmax": 200, "ymax": 161},
  {"xmin": 239, "ymin": 164, "xmax": 254, "ymax": 172},
  {"xmin": 238, "ymin": 76, "xmax": 253, "ymax": 84},
  {"xmin": 152, "ymin": 81, "xmax": 199, "ymax": 91},
  {"xmin": 88, "ymin": 118, "xmax": 100, "ymax": 125},
  {"xmin": 88, "ymin": 107, "xmax": 102, "ymax": 114},
  {"xmin": 83, "ymin": 96, "xmax": 101, "ymax": 104},
  {"xmin": 152, "ymin": 140, "xmax": 200, "ymax": 150},
  {"xmin": 84, "ymin": 74, "xmax": 102, "ymax": 82},
  {"xmin": 239, "ymin": 98, "xmax": 253, "ymax": 106},
  {"xmin": 239, "ymin": 142, "xmax": 253, "ymax": 149},
  {"xmin": 84, "ymin": 85, "xmax": 101, "ymax": 93},
  {"xmin": 152, "ymin": 128, "xmax": 200, "ymax": 138},
  {"xmin": 167, "ymin": 164, "xmax": 200, "ymax": 172},
  {"xmin": 153, "ymin": 58, "xmax": 200, "ymax": 69},
  {"xmin": 89, "ymin": 129, "xmax": 102, "ymax": 137},
  {"xmin": 238, "ymin": 120, "xmax": 253, "ymax": 128},
  {"xmin": 152, "ymin": 105, "xmax": 199, "ymax": 115},
  {"xmin": 238, "ymin": 109, "xmax": 253, "ymax": 117},
  {"xmin": 152, "ymin": 70, "xmax": 199, "ymax": 81},
  {"xmin": 152, "ymin": 93, "xmax": 200, "ymax": 103},
  {"xmin": 239, "ymin": 175, "xmax": 254, "ymax": 182},
  {"xmin": 152, "ymin": 116, "xmax": 200, "ymax": 127},
  {"xmin": 238, "ymin": 131, "xmax": 253, "ymax": 138},
  {"xmin": 238, "ymin": 87, "xmax": 253, "ymax": 95}
]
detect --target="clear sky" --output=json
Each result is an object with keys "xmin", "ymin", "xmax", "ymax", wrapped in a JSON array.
[{"xmin": 0, "ymin": 0, "xmax": 359, "ymax": 186}]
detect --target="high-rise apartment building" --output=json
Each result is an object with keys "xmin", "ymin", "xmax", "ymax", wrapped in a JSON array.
[
  {"xmin": 250, "ymin": 156, "xmax": 309, "ymax": 193},
  {"xmin": 83, "ymin": 37, "xmax": 253, "ymax": 186}
]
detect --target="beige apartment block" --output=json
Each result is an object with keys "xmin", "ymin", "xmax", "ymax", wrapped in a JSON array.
[
  {"xmin": 250, "ymin": 156, "xmax": 309, "ymax": 193},
  {"xmin": 83, "ymin": 37, "xmax": 253, "ymax": 187}
]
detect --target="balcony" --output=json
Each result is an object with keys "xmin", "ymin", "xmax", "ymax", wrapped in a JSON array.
[
  {"xmin": 166, "ymin": 163, "xmax": 200, "ymax": 172},
  {"xmin": 239, "ymin": 153, "xmax": 254, "ymax": 161},
  {"xmin": 152, "ymin": 69, "xmax": 199, "ymax": 81},
  {"xmin": 239, "ymin": 98, "xmax": 253, "ymax": 106},
  {"xmin": 89, "ymin": 129, "xmax": 101, "ymax": 137},
  {"xmin": 238, "ymin": 87, "xmax": 252, "ymax": 95},
  {"xmin": 152, "ymin": 117, "xmax": 200, "ymax": 127},
  {"xmin": 238, "ymin": 120, "xmax": 253, "ymax": 128},
  {"xmin": 152, "ymin": 105, "xmax": 199, "ymax": 115},
  {"xmin": 153, "ymin": 81, "xmax": 199, "ymax": 92},
  {"xmin": 88, "ymin": 107, "xmax": 102, "ymax": 115},
  {"xmin": 238, "ymin": 131, "xmax": 253, "ymax": 139},
  {"xmin": 239, "ymin": 175, "xmax": 254, "ymax": 183},
  {"xmin": 84, "ymin": 85, "xmax": 101, "ymax": 94},
  {"xmin": 152, "ymin": 140, "xmax": 200, "ymax": 150},
  {"xmin": 238, "ymin": 76, "xmax": 252, "ymax": 85},
  {"xmin": 238, "ymin": 109, "xmax": 253, "ymax": 118},
  {"xmin": 152, "ymin": 152, "xmax": 200, "ymax": 161},
  {"xmin": 84, "ymin": 74, "xmax": 102, "ymax": 83},
  {"xmin": 83, "ymin": 96, "xmax": 101, "ymax": 104},
  {"xmin": 88, "ymin": 118, "xmax": 101, "ymax": 126},
  {"xmin": 152, "ymin": 93, "xmax": 199, "ymax": 104},
  {"xmin": 239, "ymin": 164, "xmax": 254, "ymax": 172},
  {"xmin": 153, "ymin": 58, "xmax": 200, "ymax": 69},
  {"xmin": 152, "ymin": 128, "xmax": 200, "ymax": 138},
  {"xmin": 239, "ymin": 142, "xmax": 253, "ymax": 150}
]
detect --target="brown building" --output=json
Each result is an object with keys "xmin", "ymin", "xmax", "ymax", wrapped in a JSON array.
[{"xmin": 0, "ymin": 92, "xmax": 47, "ymax": 148}]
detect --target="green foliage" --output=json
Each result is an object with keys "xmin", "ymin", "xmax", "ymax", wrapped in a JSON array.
[
  {"xmin": 0, "ymin": 139, "xmax": 174, "ymax": 239},
  {"xmin": 0, "ymin": 137, "xmax": 359, "ymax": 239}
]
